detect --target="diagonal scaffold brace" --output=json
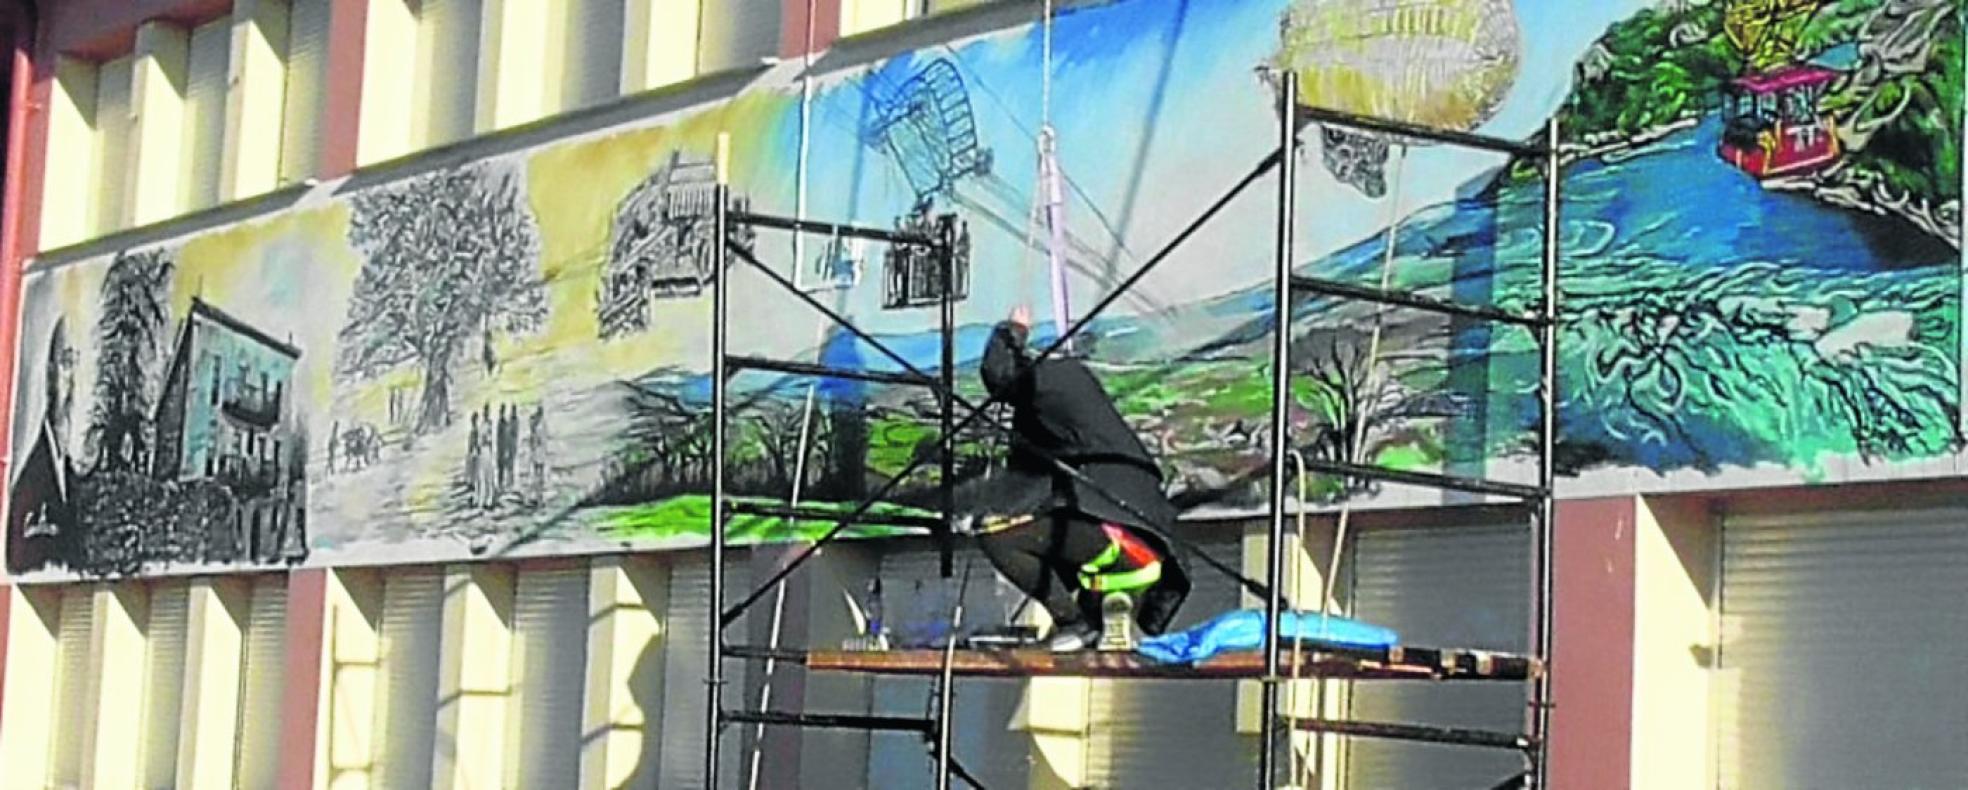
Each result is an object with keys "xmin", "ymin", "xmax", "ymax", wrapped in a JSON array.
[
  {"xmin": 711, "ymin": 144, "xmax": 1289, "ymax": 632},
  {"xmin": 702, "ymin": 65, "xmax": 1561, "ymax": 790}
]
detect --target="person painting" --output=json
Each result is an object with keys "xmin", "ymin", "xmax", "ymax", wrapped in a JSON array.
[{"xmin": 967, "ymin": 306, "xmax": 1190, "ymax": 651}]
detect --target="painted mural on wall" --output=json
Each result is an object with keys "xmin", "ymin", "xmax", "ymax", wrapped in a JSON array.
[{"xmin": 7, "ymin": 0, "xmax": 1962, "ymax": 577}]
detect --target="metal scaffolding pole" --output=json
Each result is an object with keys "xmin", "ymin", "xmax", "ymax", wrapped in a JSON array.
[
  {"xmin": 693, "ymin": 89, "xmax": 1562, "ymax": 789},
  {"xmin": 934, "ymin": 213, "xmax": 961, "ymax": 790},
  {"xmin": 706, "ymin": 181, "xmax": 731, "ymax": 790},
  {"xmin": 1528, "ymin": 116, "xmax": 1562, "ymax": 790},
  {"xmin": 1258, "ymin": 70, "xmax": 1300, "ymax": 790}
]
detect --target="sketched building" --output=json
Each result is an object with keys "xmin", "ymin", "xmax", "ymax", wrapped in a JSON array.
[
  {"xmin": 596, "ymin": 150, "xmax": 755, "ymax": 339},
  {"xmin": 153, "ymin": 297, "xmax": 306, "ymax": 564}
]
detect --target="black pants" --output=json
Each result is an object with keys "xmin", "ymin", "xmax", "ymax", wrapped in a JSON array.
[{"xmin": 976, "ymin": 512, "xmax": 1113, "ymax": 628}]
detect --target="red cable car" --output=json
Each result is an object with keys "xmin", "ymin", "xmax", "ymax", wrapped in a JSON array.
[{"xmin": 1719, "ymin": 64, "xmax": 1842, "ymax": 178}]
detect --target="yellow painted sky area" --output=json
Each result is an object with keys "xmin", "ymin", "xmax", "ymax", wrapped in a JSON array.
[
  {"xmin": 173, "ymin": 204, "xmax": 360, "ymax": 412},
  {"xmin": 524, "ymin": 93, "xmax": 792, "ymax": 380}
]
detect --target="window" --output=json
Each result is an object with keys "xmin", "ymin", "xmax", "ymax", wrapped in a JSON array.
[
  {"xmin": 281, "ymin": 0, "xmax": 333, "ymax": 183},
  {"xmin": 182, "ymin": 17, "xmax": 231, "ymax": 211},
  {"xmin": 94, "ymin": 55, "xmax": 136, "ymax": 234},
  {"xmin": 413, "ymin": 0, "xmax": 484, "ymax": 149},
  {"xmin": 234, "ymin": 577, "xmax": 289, "ymax": 785},
  {"xmin": 138, "ymin": 581, "xmax": 191, "ymax": 787},
  {"xmin": 559, "ymin": 0, "xmax": 626, "ymax": 111}
]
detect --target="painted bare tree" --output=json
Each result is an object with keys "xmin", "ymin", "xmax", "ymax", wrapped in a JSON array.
[
  {"xmin": 1296, "ymin": 335, "xmax": 1459, "ymax": 493},
  {"xmin": 88, "ymin": 248, "xmax": 174, "ymax": 473},
  {"xmin": 337, "ymin": 164, "xmax": 547, "ymax": 433}
]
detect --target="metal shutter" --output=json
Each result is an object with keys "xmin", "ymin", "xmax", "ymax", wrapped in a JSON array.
[
  {"xmin": 374, "ymin": 568, "xmax": 444, "ymax": 788},
  {"xmin": 280, "ymin": 0, "xmax": 332, "ymax": 182},
  {"xmin": 660, "ymin": 555, "xmax": 754, "ymax": 789},
  {"xmin": 141, "ymin": 581, "xmax": 192, "ymax": 789},
  {"xmin": 866, "ymin": 544, "xmax": 1031, "ymax": 790},
  {"xmin": 51, "ymin": 586, "xmax": 97, "ymax": 788},
  {"xmin": 233, "ymin": 576, "xmax": 288, "ymax": 788},
  {"xmin": 508, "ymin": 564, "xmax": 592, "ymax": 786},
  {"xmin": 563, "ymin": 0, "xmax": 625, "ymax": 111},
  {"xmin": 1345, "ymin": 523, "xmax": 1529, "ymax": 790},
  {"xmin": 415, "ymin": 0, "xmax": 482, "ymax": 146},
  {"xmin": 1086, "ymin": 535, "xmax": 1253, "ymax": 789},
  {"xmin": 182, "ymin": 17, "xmax": 230, "ymax": 210},
  {"xmin": 1716, "ymin": 510, "xmax": 1968, "ymax": 789},
  {"xmin": 95, "ymin": 55, "xmax": 136, "ymax": 233}
]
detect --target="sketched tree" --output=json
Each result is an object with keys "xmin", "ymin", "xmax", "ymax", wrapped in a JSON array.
[
  {"xmin": 337, "ymin": 165, "xmax": 548, "ymax": 433},
  {"xmin": 88, "ymin": 248, "xmax": 174, "ymax": 473},
  {"xmin": 1296, "ymin": 336, "xmax": 1455, "ymax": 494}
]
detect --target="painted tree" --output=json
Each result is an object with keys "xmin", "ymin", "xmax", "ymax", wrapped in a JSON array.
[
  {"xmin": 88, "ymin": 248, "xmax": 174, "ymax": 473},
  {"xmin": 337, "ymin": 164, "xmax": 548, "ymax": 433}
]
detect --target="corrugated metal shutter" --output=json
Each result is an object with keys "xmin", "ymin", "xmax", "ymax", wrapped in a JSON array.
[
  {"xmin": 866, "ymin": 544, "xmax": 1031, "ymax": 790},
  {"xmin": 141, "ymin": 581, "xmax": 192, "ymax": 789},
  {"xmin": 508, "ymin": 564, "xmax": 591, "ymax": 786},
  {"xmin": 416, "ymin": 0, "xmax": 482, "ymax": 146},
  {"xmin": 1086, "ymin": 534, "xmax": 1252, "ymax": 789},
  {"xmin": 562, "ymin": 0, "xmax": 625, "ymax": 111},
  {"xmin": 1716, "ymin": 510, "xmax": 1968, "ymax": 789},
  {"xmin": 374, "ymin": 568, "xmax": 444, "ymax": 788},
  {"xmin": 95, "ymin": 55, "xmax": 136, "ymax": 234},
  {"xmin": 51, "ymin": 586, "xmax": 97, "ymax": 788},
  {"xmin": 280, "ymin": 0, "xmax": 332, "ymax": 183},
  {"xmin": 233, "ymin": 576, "xmax": 288, "ymax": 788},
  {"xmin": 1345, "ymin": 523, "xmax": 1529, "ymax": 790},
  {"xmin": 182, "ymin": 17, "xmax": 230, "ymax": 210},
  {"xmin": 660, "ymin": 555, "xmax": 752, "ymax": 789}
]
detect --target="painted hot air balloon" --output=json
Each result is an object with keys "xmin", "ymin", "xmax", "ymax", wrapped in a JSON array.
[{"xmin": 1274, "ymin": 0, "xmax": 1524, "ymax": 196}]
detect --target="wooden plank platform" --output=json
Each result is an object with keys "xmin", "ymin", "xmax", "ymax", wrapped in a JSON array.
[{"xmin": 804, "ymin": 644, "xmax": 1539, "ymax": 682}]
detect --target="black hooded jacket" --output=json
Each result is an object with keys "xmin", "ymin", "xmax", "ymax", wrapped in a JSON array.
[{"xmin": 975, "ymin": 321, "xmax": 1177, "ymax": 532}]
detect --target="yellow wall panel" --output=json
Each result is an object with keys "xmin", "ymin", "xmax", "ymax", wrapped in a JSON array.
[
  {"xmin": 177, "ymin": 577, "xmax": 249, "ymax": 789},
  {"xmin": 579, "ymin": 556, "xmax": 668, "ymax": 789},
  {"xmin": 320, "ymin": 569, "xmax": 384, "ymax": 790},
  {"xmin": 1632, "ymin": 497, "xmax": 1717, "ymax": 790},
  {"xmin": 39, "ymin": 57, "xmax": 99, "ymax": 250},
  {"xmin": 622, "ymin": 0, "xmax": 700, "ymax": 94},
  {"xmin": 132, "ymin": 21, "xmax": 192, "ymax": 227},
  {"xmin": 227, "ymin": 0, "xmax": 292, "ymax": 199},
  {"xmin": 0, "ymin": 586, "xmax": 63, "ymax": 788},
  {"xmin": 434, "ymin": 563, "xmax": 515, "ymax": 789},
  {"xmin": 83, "ymin": 584, "xmax": 150, "ymax": 789},
  {"xmin": 480, "ymin": 0, "xmax": 554, "ymax": 131},
  {"xmin": 842, "ymin": 0, "xmax": 912, "ymax": 36},
  {"xmin": 358, "ymin": 0, "xmax": 418, "ymax": 165}
]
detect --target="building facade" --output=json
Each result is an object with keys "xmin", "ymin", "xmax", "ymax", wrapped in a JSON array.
[{"xmin": 0, "ymin": 0, "xmax": 1961, "ymax": 789}]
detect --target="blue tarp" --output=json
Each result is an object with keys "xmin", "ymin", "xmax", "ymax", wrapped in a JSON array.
[{"xmin": 1137, "ymin": 609, "xmax": 1399, "ymax": 665}]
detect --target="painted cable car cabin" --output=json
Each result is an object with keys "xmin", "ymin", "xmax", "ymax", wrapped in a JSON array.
[{"xmin": 1719, "ymin": 64, "xmax": 1842, "ymax": 178}]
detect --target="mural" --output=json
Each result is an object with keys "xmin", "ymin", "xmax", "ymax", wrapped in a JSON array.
[{"xmin": 7, "ymin": 0, "xmax": 1962, "ymax": 578}]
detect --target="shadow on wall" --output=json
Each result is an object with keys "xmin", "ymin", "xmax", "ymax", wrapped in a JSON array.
[{"xmin": 615, "ymin": 637, "xmax": 667, "ymax": 789}]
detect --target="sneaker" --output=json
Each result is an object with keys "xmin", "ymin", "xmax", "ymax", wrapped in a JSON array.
[
  {"xmin": 1043, "ymin": 622, "xmax": 1101, "ymax": 652},
  {"xmin": 1098, "ymin": 593, "xmax": 1137, "ymax": 651}
]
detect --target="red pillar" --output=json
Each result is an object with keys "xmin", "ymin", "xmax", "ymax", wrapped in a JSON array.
[
  {"xmin": 781, "ymin": 0, "xmax": 842, "ymax": 59},
  {"xmin": 0, "ymin": 581, "xmax": 12, "ymax": 726},
  {"xmin": 317, "ymin": 0, "xmax": 368, "ymax": 179},
  {"xmin": 1548, "ymin": 496, "xmax": 1638, "ymax": 790},
  {"xmin": 1, "ymin": 0, "xmax": 51, "ymax": 577},
  {"xmin": 277, "ymin": 569, "xmax": 330, "ymax": 789}
]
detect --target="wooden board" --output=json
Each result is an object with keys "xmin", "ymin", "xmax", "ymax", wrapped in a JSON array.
[{"xmin": 803, "ymin": 645, "xmax": 1540, "ymax": 682}]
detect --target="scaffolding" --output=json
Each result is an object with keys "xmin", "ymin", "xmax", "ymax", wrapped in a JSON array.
[{"xmin": 703, "ymin": 72, "xmax": 1561, "ymax": 789}]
